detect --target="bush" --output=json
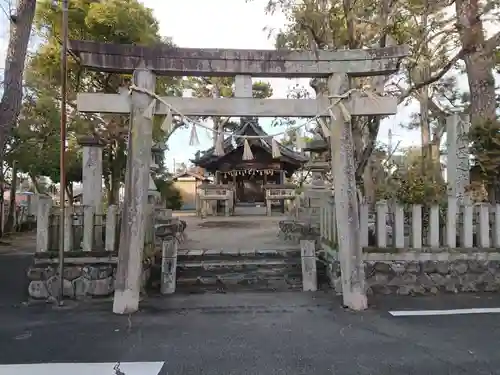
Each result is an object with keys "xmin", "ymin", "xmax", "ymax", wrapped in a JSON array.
[{"xmin": 154, "ymin": 178, "xmax": 183, "ymax": 210}]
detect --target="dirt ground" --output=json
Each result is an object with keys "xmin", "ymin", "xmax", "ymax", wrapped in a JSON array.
[{"xmin": 176, "ymin": 212, "xmax": 298, "ymax": 252}]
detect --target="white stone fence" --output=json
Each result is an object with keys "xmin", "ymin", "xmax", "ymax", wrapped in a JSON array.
[
  {"xmin": 36, "ymin": 199, "xmax": 121, "ymax": 253},
  {"xmin": 320, "ymin": 198, "xmax": 500, "ymax": 250}
]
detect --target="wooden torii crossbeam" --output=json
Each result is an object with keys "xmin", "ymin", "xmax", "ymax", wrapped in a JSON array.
[{"xmin": 70, "ymin": 39, "xmax": 409, "ymax": 314}]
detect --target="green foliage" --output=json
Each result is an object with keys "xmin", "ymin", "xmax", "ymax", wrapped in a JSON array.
[
  {"xmin": 376, "ymin": 149, "xmax": 446, "ymax": 205},
  {"xmin": 187, "ymin": 77, "xmax": 273, "ymax": 133},
  {"xmin": 18, "ymin": 0, "xmax": 185, "ymax": 204},
  {"xmin": 469, "ymin": 119, "xmax": 500, "ymax": 200},
  {"xmin": 155, "ymin": 178, "xmax": 183, "ymax": 210},
  {"xmin": 7, "ymin": 94, "xmax": 82, "ymax": 184}
]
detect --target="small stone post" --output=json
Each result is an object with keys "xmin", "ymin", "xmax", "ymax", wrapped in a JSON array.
[
  {"xmin": 113, "ymin": 68, "xmax": 155, "ymax": 315},
  {"xmin": 300, "ymin": 240, "xmax": 317, "ymax": 292},
  {"xmin": 36, "ymin": 196, "xmax": 52, "ymax": 252},
  {"xmin": 78, "ymin": 136, "xmax": 105, "ymax": 249},
  {"xmin": 161, "ymin": 238, "xmax": 178, "ymax": 295}
]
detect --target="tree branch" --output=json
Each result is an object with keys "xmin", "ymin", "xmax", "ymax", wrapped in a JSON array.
[
  {"xmin": 398, "ymin": 47, "xmax": 466, "ymax": 103},
  {"xmin": 484, "ymin": 30, "xmax": 500, "ymax": 54}
]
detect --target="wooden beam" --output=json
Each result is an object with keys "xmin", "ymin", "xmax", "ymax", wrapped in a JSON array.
[
  {"xmin": 77, "ymin": 94, "xmax": 398, "ymax": 117},
  {"xmin": 69, "ymin": 40, "xmax": 409, "ymax": 77}
]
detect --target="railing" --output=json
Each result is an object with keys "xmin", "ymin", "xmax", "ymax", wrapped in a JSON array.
[
  {"xmin": 319, "ymin": 196, "xmax": 336, "ymax": 249},
  {"xmin": 320, "ymin": 198, "xmax": 500, "ymax": 251}
]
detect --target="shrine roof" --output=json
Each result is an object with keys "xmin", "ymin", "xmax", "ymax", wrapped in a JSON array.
[
  {"xmin": 191, "ymin": 120, "xmax": 308, "ymax": 167},
  {"xmin": 172, "ymin": 170, "xmax": 209, "ymax": 181}
]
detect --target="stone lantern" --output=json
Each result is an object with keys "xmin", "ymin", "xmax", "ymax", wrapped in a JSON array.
[
  {"xmin": 300, "ymin": 134, "xmax": 332, "ymax": 224},
  {"xmin": 148, "ymin": 141, "xmax": 166, "ymax": 205},
  {"xmin": 303, "ymin": 134, "xmax": 331, "ymax": 189}
]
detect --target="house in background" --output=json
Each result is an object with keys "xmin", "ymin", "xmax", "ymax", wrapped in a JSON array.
[{"xmin": 172, "ymin": 169, "xmax": 210, "ymax": 210}]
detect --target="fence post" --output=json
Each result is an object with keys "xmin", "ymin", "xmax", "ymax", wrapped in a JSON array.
[
  {"xmin": 376, "ymin": 201, "xmax": 387, "ymax": 248},
  {"xmin": 429, "ymin": 205, "xmax": 440, "ymax": 248},
  {"xmin": 300, "ymin": 240, "xmax": 317, "ymax": 292},
  {"xmin": 411, "ymin": 204, "xmax": 422, "ymax": 249},
  {"xmin": 64, "ymin": 205, "xmax": 73, "ymax": 252},
  {"xmin": 105, "ymin": 205, "xmax": 118, "ymax": 252},
  {"xmin": 493, "ymin": 204, "xmax": 500, "ymax": 247},
  {"xmin": 36, "ymin": 196, "xmax": 52, "ymax": 252},
  {"xmin": 477, "ymin": 203, "xmax": 490, "ymax": 248},
  {"xmin": 360, "ymin": 203, "xmax": 369, "ymax": 248},
  {"xmin": 161, "ymin": 238, "xmax": 178, "ymax": 295},
  {"xmin": 393, "ymin": 203, "xmax": 405, "ymax": 249}
]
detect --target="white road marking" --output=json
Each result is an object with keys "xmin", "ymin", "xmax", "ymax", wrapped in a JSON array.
[
  {"xmin": 0, "ymin": 361, "xmax": 165, "ymax": 375},
  {"xmin": 389, "ymin": 308, "xmax": 500, "ymax": 317}
]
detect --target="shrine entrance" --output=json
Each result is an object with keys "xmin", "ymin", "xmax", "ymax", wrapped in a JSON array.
[
  {"xmin": 237, "ymin": 174, "xmax": 264, "ymax": 203},
  {"xmin": 70, "ymin": 38, "xmax": 408, "ymax": 312}
]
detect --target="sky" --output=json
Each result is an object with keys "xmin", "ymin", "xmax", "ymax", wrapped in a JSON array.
[
  {"xmin": 138, "ymin": 0, "xmax": 425, "ymax": 171},
  {"xmin": 141, "ymin": 0, "xmax": 425, "ymax": 171},
  {"xmin": 1, "ymin": 0, "xmax": 490, "ymax": 172}
]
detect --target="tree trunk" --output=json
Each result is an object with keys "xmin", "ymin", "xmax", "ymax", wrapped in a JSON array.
[
  {"xmin": 0, "ymin": 0, "xmax": 37, "ymax": 152},
  {"xmin": 28, "ymin": 172, "xmax": 42, "ymax": 193},
  {"xmin": 455, "ymin": 0, "xmax": 498, "ymax": 201},
  {"xmin": 65, "ymin": 183, "xmax": 73, "ymax": 204},
  {"xmin": 5, "ymin": 161, "xmax": 18, "ymax": 233}
]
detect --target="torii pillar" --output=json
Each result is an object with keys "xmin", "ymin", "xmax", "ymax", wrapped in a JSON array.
[{"xmin": 113, "ymin": 68, "xmax": 155, "ymax": 314}]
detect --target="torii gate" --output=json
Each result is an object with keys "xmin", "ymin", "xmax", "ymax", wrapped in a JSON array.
[{"xmin": 70, "ymin": 40, "xmax": 409, "ymax": 314}]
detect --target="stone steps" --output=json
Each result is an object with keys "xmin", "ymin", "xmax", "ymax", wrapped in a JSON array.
[{"xmin": 175, "ymin": 249, "xmax": 303, "ymax": 293}]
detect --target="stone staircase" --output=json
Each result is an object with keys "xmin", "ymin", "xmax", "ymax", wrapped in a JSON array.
[{"xmin": 175, "ymin": 249, "xmax": 304, "ymax": 293}]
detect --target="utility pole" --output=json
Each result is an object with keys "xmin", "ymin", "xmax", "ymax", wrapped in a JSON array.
[{"xmin": 58, "ymin": 0, "xmax": 69, "ymax": 305}]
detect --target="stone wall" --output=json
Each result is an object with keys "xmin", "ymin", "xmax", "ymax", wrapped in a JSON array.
[
  {"xmin": 27, "ymin": 251, "xmax": 151, "ymax": 300},
  {"xmin": 325, "ymin": 252, "xmax": 500, "ymax": 296}
]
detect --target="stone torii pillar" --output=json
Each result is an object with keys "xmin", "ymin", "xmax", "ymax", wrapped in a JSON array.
[
  {"xmin": 78, "ymin": 136, "xmax": 104, "ymax": 250},
  {"xmin": 113, "ymin": 68, "xmax": 155, "ymax": 314},
  {"xmin": 327, "ymin": 73, "xmax": 400, "ymax": 311}
]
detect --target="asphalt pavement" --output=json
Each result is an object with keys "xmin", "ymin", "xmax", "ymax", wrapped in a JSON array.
[
  {"xmin": 2, "ymin": 247, "xmax": 500, "ymax": 374},
  {"xmin": 1, "ymin": 286, "xmax": 500, "ymax": 374}
]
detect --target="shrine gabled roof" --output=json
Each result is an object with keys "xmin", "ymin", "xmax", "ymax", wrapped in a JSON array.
[
  {"xmin": 172, "ymin": 170, "xmax": 209, "ymax": 181},
  {"xmin": 191, "ymin": 119, "xmax": 308, "ymax": 167}
]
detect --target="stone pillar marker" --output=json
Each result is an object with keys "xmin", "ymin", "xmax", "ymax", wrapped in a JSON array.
[
  {"xmin": 446, "ymin": 113, "xmax": 470, "ymax": 205},
  {"xmin": 300, "ymin": 240, "xmax": 317, "ymax": 291},
  {"xmin": 161, "ymin": 238, "xmax": 178, "ymax": 295},
  {"xmin": 113, "ymin": 68, "xmax": 155, "ymax": 315},
  {"xmin": 78, "ymin": 136, "xmax": 105, "ymax": 250}
]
